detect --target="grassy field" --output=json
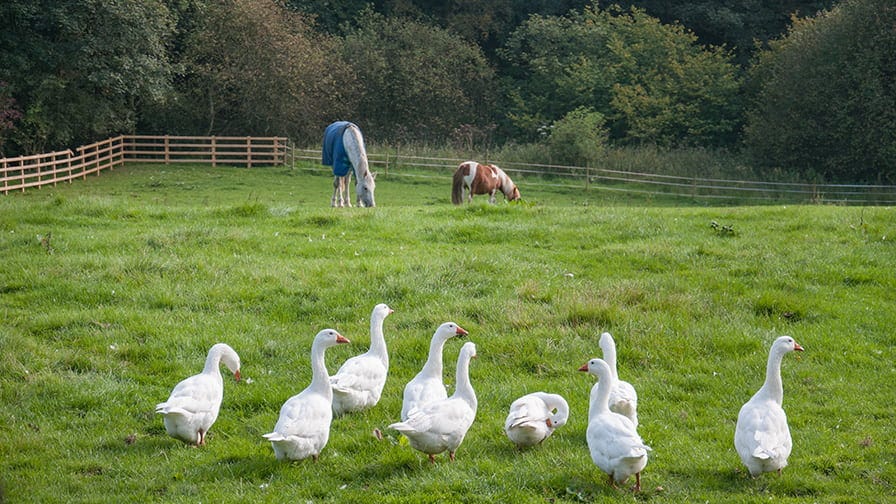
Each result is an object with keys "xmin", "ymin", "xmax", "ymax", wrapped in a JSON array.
[{"xmin": 1, "ymin": 163, "xmax": 894, "ymax": 503}]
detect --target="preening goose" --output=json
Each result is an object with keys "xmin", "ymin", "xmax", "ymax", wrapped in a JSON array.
[
  {"xmin": 330, "ymin": 304, "xmax": 394, "ymax": 415},
  {"xmin": 734, "ymin": 336, "xmax": 804, "ymax": 477},
  {"xmin": 580, "ymin": 358, "xmax": 650, "ymax": 492},
  {"xmin": 263, "ymin": 329, "xmax": 349, "ymax": 461},
  {"xmin": 389, "ymin": 341, "xmax": 478, "ymax": 463},
  {"xmin": 400, "ymin": 322, "xmax": 468, "ymax": 420},
  {"xmin": 504, "ymin": 392, "xmax": 569, "ymax": 449},
  {"xmin": 598, "ymin": 332, "xmax": 639, "ymax": 427},
  {"xmin": 155, "ymin": 343, "xmax": 241, "ymax": 446}
]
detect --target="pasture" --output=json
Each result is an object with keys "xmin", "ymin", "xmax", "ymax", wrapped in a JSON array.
[{"xmin": 1, "ymin": 163, "xmax": 893, "ymax": 502}]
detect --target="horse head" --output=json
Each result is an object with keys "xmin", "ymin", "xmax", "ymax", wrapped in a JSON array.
[{"xmin": 356, "ymin": 171, "xmax": 376, "ymax": 207}]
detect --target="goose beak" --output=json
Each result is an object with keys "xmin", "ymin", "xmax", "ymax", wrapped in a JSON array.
[
  {"xmin": 336, "ymin": 334, "xmax": 350, "ymax": 344},
  {"xmin": 546, "ymin": 418, "xmax": 553, "ymax": 428},
  {"xmin": 233, "ymin": 370, "xmax": 241, "ymax": 382},
  {"xmin": 577, "ymin": 363, "xmax": 589, "ymax": 372},
  {"xmin": 793, "ymin": 343, "xmax": 804, "ymax": 352},
  {"xmin": 456, "ymin": 326, "xmax": 469, "ymax": 337}
]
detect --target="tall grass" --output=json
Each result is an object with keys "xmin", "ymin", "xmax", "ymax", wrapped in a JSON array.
[{"xmin": 1, "ymin": 164, "xmax": 894, "ymax": 502}]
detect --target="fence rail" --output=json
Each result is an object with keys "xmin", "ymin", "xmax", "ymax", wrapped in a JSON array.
[
  {"xmin": 286, "ymin": 147, "xmax": 896, "ymax": 205},
  {"xmin": 1, "ymin": 135, "xmax": 287, "ymax": 194},
  {"xmin": 3, "ymin": 136, "xmax": 895, "ymax": 204}
]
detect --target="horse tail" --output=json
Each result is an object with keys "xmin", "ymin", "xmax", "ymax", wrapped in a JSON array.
[{"xmin": 451, "ymin": 166, "xmax": 466, "ymax": 205}]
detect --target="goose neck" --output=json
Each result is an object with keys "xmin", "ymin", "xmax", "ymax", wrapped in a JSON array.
[
  {"xmin": 420, "ymin": 337, "xmax": 446, "ymax": 376},
  {"xmin": 368, "ymin": 316, "xmax": 388, "ymax": 363},
  {"xmin": 309, "ymin": 341, "xmax": 333, "ymax": 397},
  {"xmin": 453, "ymin": 353, "xmax": 477, "ymax": 410},
  {"xmin": 760, "ymin": 349, "xmax": 786, "ymax": 404},
  {"xmin": 589, "ymin": 375, "xmax": 613, "ymax": 420}
]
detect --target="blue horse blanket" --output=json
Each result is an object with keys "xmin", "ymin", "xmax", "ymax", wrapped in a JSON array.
[{"xmin": 322, "ymin": 121, "xmax": 355, "ymax": 177}]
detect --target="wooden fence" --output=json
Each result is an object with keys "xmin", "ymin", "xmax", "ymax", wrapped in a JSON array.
[
  {"xmin": 285, "ymin": 146, "xmax": 896, "ymax": 205},
  {"xmin": 1, "ymin": 135, "xmax": 288, "ymax": 194}
]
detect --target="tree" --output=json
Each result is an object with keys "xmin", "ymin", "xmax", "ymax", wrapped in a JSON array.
[
  {"xmin": 598, "ymin": 0, "xmax": 837, "ymax": 67},
  {"xmin": 0, "ymin": 0, "xmax": 174, "ymax": 154},
  {"xmin": 545, "ymin": 107, "xmax": 609, "ymax": 166},
  {"xmin": 744, "ymin": 0, "xmax": 896, "ymax": 183},
  {"xmin": 342, "ymin": 10, "xmax": 497, "ymax": 144},
  {"xmin": 501, "ymin": 4, "xmax": 742, "ymax": 148},
  {"xmin": 148, "ymin": 0, "xmax": 357, "ymax": 144}
]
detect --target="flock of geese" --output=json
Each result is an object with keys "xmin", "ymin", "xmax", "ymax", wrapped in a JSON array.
[{"xmin": 155, "ymin": 303, "xmax": 804, "ymax": 492}]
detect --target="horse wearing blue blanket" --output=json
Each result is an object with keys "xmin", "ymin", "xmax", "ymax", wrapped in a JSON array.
[{"xmin": 322, "ymin": 121, "xmax": 376, "ymax": 207}]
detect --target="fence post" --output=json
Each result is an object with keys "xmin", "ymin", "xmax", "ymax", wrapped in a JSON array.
[
  {"xmin": 164, "ymin": 135, "xmax": 170, "ymax": 164},
  {"xmin": 247, "ymin": 137, "xmax": 253, "ymax": 169},
  {"xmin": 585, "ymin": 165, "xmax": 590, "ymax": 191},
  {"xmin": 211, "ymin": 136, "xmax": 217, "ymax": 167},
  {"xmin": 2, "ymin": 158, "xmax": 7, "ymax": 194}
]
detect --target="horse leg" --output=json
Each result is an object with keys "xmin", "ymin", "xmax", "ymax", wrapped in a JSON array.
[
  {"xmin": 489, "ymin": 189, "xmax": 497, "ymax": 204},
  {"xmin": 332, "ymin": 176, "xmax": 340, "ymax": 207},
  {"xmin": 344, "ymin": 172, "xmax": 353, "ymax": 207}
]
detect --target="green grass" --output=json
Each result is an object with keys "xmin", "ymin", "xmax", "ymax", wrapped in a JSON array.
[{"xmin": 1, "ymin": 164, "xmax": 894, "ymax": 502}]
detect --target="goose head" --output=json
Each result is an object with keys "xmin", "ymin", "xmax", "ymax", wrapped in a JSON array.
[
  {"xmin": 435, "ymin": 322, "xmax": 468, "ymax": 341},
  {"xmin": 210, "ymin": 343, "xmax": 241, "ymax": 381},
  {"xmin": 578, "ymin": 358, "xmax": 611, "ymax": 381},
  {"xmin": 773, "ymin": 335, "xmax": 804, "ymax": 354},
  {"xmin": 314, "ymin": 329, "xmax": 351, "ymax": 348}
]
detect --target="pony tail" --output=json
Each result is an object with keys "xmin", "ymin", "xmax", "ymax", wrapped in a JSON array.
[{"xmin": 451, "ymin": 168, "xmax": 465, "ymax": 205}]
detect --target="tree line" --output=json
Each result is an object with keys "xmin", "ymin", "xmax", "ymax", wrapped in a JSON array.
[{"xmin": 1, "ymin": 0, "xmax": 893, "ymax": 183}]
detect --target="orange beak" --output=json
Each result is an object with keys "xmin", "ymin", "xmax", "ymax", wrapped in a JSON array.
[
  {"xmin": 578, "ymin": 363, "xmax": 589, "ymax": 372},
  {"xmin": 336, "ymin": 334, "xmax": 350, "ymax": 344},
  {"xmin": 456, "ymin": 326, "xmax": 469, "ymax": 337},
  {"xmin": 233, "ymin": 370, "xmax": 241, "ymax": 382},
  {"xmin": 794, "ymin": 343, "xmax": 804, "ymax": 352}
]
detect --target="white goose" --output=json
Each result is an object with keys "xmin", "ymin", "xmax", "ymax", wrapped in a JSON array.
[
  {"xmin": 155, "ymin": 343, "xmax": 241, "ymax": 446},
  {"xmin": 598, "ymin": 332, "xmax": 639, "ymax": 427},
  {"xmin": 580, "ymin": 358, "xmax": 650, "ymax": 492},
  {"xmin": 330, "ymin": 303, "xmax": 394, "ymax": 415},
  {"xmin": 400, "ymin": 322, "xmax": 468, "ymax": 420},
  {"xmin": 735, "ymin": 335, "xmax": 804, "ymax": 477},
  {"xmin": 504, "ymin": 392, "xmax": 570, "ymax": 449},
  {"xmin": 263, "ymin": 329, "xmax": 350, "ymax": 461},
  {"xmin": 389, "ymin": 341, "xmax": 478, "ymax": 463}
]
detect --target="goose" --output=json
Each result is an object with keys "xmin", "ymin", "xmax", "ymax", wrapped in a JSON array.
[
  {"xmin": 734, "ymin": 335, "xmax": 804, "ymax": 477},
  {"xmin": 389, "ymin": 341, "xmax": 478, "ymax": 463},
  {"xmin": 504, "ymin": 392, "xmax": 570, "ymax": 449},
  {"xmin": 263, "ymin": 329, "xmax": 350, "ymax": 461},
  {"xmin": 580, "ymin": 358, "xmax": 650, "ymax": 492},
  {"xmin": 155, "ymin": 343, "xmax": 241, "ymax": 446},
  {"xmin": 400, "ymin": 322, "xmax": 468, "ymax": 420},
  {"xmin": 330, "ymin": 303, "xmax": 394, "ymax": 415},
  {"xmin": 598, "ymin": 332, "xmax": 639, "ymax": 427}
]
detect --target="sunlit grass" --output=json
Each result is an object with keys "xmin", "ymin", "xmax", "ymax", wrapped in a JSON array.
[{"xmin": 1, "ymin": 164, "xmax": 894, "ymax": 502}]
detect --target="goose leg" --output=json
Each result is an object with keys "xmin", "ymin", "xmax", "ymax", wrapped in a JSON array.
[
  {"xmin": 449, "ymin": 451, "xmax": 456, "ymax": 462},
  {"xmin": 633, "ymin": 472, "xmax": 641, "ymax": 492},
  {"xmin": 428, "ymin": 454, "xmax": 436, "ymax": 464}
]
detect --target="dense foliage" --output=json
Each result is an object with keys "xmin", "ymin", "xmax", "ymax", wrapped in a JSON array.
[
  {"xmin": 1, "ymin": 0, "xmax": 892, "ymax": 182},
  {"xmin": 342, "ymin": 10, "xmax": 496, "ymax": 145},
  {"xmin": 744, "ymin": 0, "xmax": 896, "ymax": 183},
  {"xmin": 501, "ymin": 6, "xmax": 741, "ymax": 147}
]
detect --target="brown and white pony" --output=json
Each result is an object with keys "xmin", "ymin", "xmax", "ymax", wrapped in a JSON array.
[{"xmin": 451, "ymin": 161, "xmax": 521, "ymax": 205}]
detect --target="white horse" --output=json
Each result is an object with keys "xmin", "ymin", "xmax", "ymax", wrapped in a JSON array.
[{"xmin": 322, "ymin": 121, "xmax": 376, "ymax": 207}]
